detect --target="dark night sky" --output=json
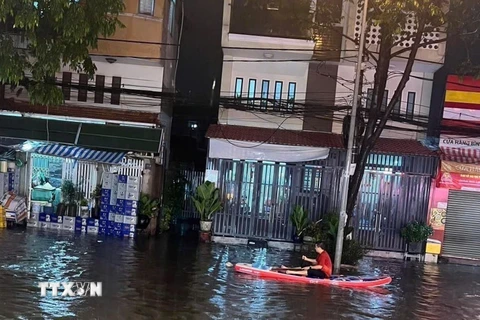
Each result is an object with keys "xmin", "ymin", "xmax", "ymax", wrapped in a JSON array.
[{"xmin": 176, "ymin": 0, "xmax": 223, "ymax": 103}]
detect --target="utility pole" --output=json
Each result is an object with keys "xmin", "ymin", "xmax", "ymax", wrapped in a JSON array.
[{"xmin": 333, "ymin": 0, "xmax": 369, "ymax": 273}]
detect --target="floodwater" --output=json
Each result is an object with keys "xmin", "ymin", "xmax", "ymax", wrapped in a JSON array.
[{"xmin": 0, "ymin": 229, "xmax": 478, "ymax": 320}]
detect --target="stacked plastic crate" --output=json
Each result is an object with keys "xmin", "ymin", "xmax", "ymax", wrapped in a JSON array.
[{"xmin": 117, "ymin": 175, "xmax": 139, "ymax": 238}]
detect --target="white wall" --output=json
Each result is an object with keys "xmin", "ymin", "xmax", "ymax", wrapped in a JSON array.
[
  {"xmin": 220, "ymin": 55, "xmax": 308, "ymax": 130},
  {"xmin": 332, "ymin": 64, "xmax": 433, "ymax": 140}
]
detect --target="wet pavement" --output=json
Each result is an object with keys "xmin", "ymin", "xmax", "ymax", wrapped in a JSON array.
[{"xmin": 0, "ymin": 229, "xmax": 478, "ymax": 319}]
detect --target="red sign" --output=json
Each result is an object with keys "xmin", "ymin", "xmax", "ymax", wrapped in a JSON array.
[{"xmin": 437, "ymin": 171, "xmax": 480, "ymax": 190}]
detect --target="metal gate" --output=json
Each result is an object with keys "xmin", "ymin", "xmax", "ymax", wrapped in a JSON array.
[
  {"xmin": 442, "ymin": 190, "xmax": 480, "ymax": 259},
  {"xmin": 352, "ymin": 171, "xmax": 432, "ymax": 252},
  {"xmin": 211, "ymin": 159, "xmax": 342, "ymax": 240}
]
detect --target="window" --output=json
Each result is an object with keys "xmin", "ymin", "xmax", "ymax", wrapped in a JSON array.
[
  {"xmin": 366, "ymin": 89, "xmax": 388, "ymax": 112},
  {"xmin": 274, "ymin": 81, "xmax": 283, "ymax": 107},
  {"xmin": 139, "ymin": 0, "xmax": 155, "ymax": 15},
  {"xmin": 406, "ymin": 92, "xmax": 415, "ymax": 120},
  {"xmin": 235, "ymin": 78, "xmax": 243, "ymax": 99},
  {"xmin": 62, "ymin": 72, "xmax": 72, "ymax": 101},
  {"xmin": 287, "ymin": 82, "xmax": 296, "ymax": 109},
  {"xmin": 366, "ymin": 89, "xmax": 374, "ymax": 109},
  {"xmin": 392, "ymin": 95, "xmax": 401, "ymax": 115},
  {"xmin": 381, "ymin": 90, "xmax": 388, "ymax": 112},
  {"xmin": 78, "ymin": 74, "xmax": 88, "ymax": 102},
  {"xmin": 168, "ymin": 0, "xmax": 176, "ymax": 34},
  {"xmin": 248, "ymin": 79, "xmax": 256, "ymax": 104},
  {"xmin": 261, "ymin": 80, "xmax": 269, "ymax": 108},
  {"xmin": 94, "ymin": 75, "xmax": 105, "ymax": 104},
  {"xmin": 111, "ymin": 76, "xmax": 121, "ymax": 105}
]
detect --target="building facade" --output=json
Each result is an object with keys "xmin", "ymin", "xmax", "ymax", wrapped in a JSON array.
[
  {"xmin": 428, "ymin": 75, "xmax": 480, "ymax": 261},
  {"xmin": 1, "ymin": 0, "xmax": 183, "ymax": 196},
  {"xmin": 202, "ymin": 0, "xmax": 441, "ymax": 250}
]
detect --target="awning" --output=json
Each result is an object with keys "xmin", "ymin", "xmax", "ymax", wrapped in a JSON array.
[
  {"xmin": 26, "ymin": 143, "xmax": 126, "ymax": 164},
  {"xmin": 209, "ymin": 138, "xmax": 330, "ymax": 162},
  {"xmin": 0, "ymin": 115, "xmax": 162, "ymax": 153},
  {"xmin": 439, "ymin": 135, "xmax": 480, "ymax": 163}
]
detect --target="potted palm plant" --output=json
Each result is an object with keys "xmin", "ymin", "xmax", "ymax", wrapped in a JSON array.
[
  {"xmin": 192, "ymin": 181, "xmax": 222, "ymax": 232},
  {"xmin": 139, "ymin": 193, "xmax": 160, "ymax": 236},
  {"xmin": 401, "ymin": 221, "xmax": 434, "ymax": 254},
  {"xmin": 61, "ymin": 180, "xmax": 77, "ymax": 217},
  {"xmin": 290, "ymin": 205, "xmax": 309, "ymax": 243}
]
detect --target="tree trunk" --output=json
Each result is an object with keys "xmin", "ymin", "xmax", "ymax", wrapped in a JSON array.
[
  {"xmin": 145, "ymin": 216, "xmax": 157, "ymax": 236},
  {"xmin": 345, "ymin": 21, "xmax": 426, "ymax": 228}
]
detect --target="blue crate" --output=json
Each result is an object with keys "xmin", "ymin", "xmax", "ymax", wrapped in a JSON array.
[
  {"xmin": 100, "ymin": 196, "xmax": 111, "ymax": 205},
  {"xmin": 114, "ymin": 230, "xmax": 124, "ymax": 238},
  {"xmin": 116, "ymin": 199, "xmax": 125, "ymax": 207},
  {"xmin": 108, "ymin": 212, "xmax": 116, "ymax": 221},
  {"xmin": 101, "ymin": 189, "xmax": 112, "ymax": 197},
  {"xmin": 75, "ymin": 217, "xmax": 87, "ymax": 227},
  {"xmin": 117, "ymin": 205, "xmax": 125, "ymax": 214},
  {"xmin": 75, "ymin": 225, "xmax": 86, "ymax": 233},
  {"xmin": 106, "ymin": 227, "xmax": 115, "ymax": 236},
  {"xmin": 118, "ymin": 175, "xmax": 128, "ymax": 183},
  {"xmin": 50, "ymin": 214, "xmax": 61, "ymax": 223},
  {"xmin": 107, "ymin": 221, "xmax": 115, "ymax": 228},
  {"xmin": 100, "ymin": 212, "xmax": 108, "ymax": 220},
  {"xmin": 98, "ymin": 227, "xmax": 107, "ymax": 235},
  {"xmin": 99, "ymin": 219, "xmax": 108, "ymax": 227},
  {"xmin": 124, "ymin": 200, "xmax": 138, "ymax": 209},
  {"xmin": 122, "ymin": 223, "xmax": 136, "ymax": 233},
  {"xmin": 86, "ymin": 218, "xmax": 100, "ymax": 227},
  {"xmin": 113, "ymin": 222, "xmax": 123, "ymax": 231},
  {"xmin": 124, "ymin": 207, "xmax": 138, "ymax": 216},
  {"xmin": 100, "ymin": 204, "xmax": 109, "ymax": 212},
  {"xmin": 39, "ymin": 213, "xmax": 47, "ymax": 222}
]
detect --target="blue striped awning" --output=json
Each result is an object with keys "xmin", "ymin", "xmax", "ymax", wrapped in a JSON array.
[{"xmin": 31, "ymin": 143, "xmax": 126, "ymax": 164}]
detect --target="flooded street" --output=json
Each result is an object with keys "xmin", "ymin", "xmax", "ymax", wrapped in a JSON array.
[{"xmin": 0, "ymin": 229, "xmax": 478, "ymax": 319}]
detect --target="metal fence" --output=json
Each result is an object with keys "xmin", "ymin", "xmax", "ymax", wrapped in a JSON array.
[
  {"xmin": 180, "ymin": 170, "xmax": 205, "ymax": 219},
  {"xmin": 206, "ymin": 159, "xmax": 343, "ymax": 240},
  {"xmin": 351, "ymin": 171, "xmax": 432, "ymax": 252},
  {"xmin": 178, "ymin": 152, "xmax": 436, "ymax": 251}
]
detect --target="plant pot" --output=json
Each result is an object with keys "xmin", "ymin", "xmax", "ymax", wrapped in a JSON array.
[
  {"xmin": 200, "ymin": 220, "xmax": 213, "ymax": 232},
  {"xmin": 407, "ymin": 241, "xmax": 423, "ymax": 254},
  {"xmin": 79, "ymin": 206, "xmax": 89, "ymax": 218},
  {"xmin": 199, "ymin": 231, "xmax": 212, "ymax": 243},
  {"xmin": 56, "ymin": 203, "xmax": 67, "ymax": 216},
  {"xmin": 137, "ymin": 214, "xmax": 150, "ymax": 230},
  {"xmin": 303, "ymin": 236, "xmax": 314, "ymax": 243},
  {"xmin": 292, "ymin": 234, "xmax": 303, "ymax": 244},
  {"xmin": 67, "ymin": 204, "xmax": 77, "ymax": 217}
]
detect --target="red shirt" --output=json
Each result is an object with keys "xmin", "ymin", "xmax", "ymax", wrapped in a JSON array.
[{"xmin": 316, "ymin": 251, "xmax": 333, "ymax": 277}]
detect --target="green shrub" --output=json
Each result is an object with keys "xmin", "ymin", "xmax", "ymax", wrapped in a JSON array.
[
  {"xmin": 306, "ymin": 212, "xmax": 366, "ymax": 265},
  {"xmin": 401, "ymin": 221, "xmax": 433, "ymax": 243}
]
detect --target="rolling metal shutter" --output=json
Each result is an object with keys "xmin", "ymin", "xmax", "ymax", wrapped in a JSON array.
[{"xmin": 443, "ymin": 190, "xmax": 480, "ymax": 259}]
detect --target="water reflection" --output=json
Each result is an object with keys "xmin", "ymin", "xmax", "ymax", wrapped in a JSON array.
[{"xmin": 0, "ymin": 229, "xmax": 479, "ymax": 319}]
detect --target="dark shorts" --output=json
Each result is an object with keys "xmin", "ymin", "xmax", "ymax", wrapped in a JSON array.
[{"xmin": 307, "ymin": 268, "xmax": 328, "ymax": 279}]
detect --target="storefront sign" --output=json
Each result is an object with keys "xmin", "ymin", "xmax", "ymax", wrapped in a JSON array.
[
  {"xmin": 39, "ymin": 282, "xmax": 102, "ymax": 297},
  {"xmin": 441, "ymin": 161, "xmax": 480, "ymax": 174},
  {"xmin": 438, "ymin": 171, "xmax": 480, "ymax": 190},
  {"xmin": 440, "ymin": 135, "xmax": 480, "ymax": 151}
]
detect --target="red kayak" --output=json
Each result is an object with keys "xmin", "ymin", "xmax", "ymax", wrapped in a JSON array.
[{"xmin": 234, "ymin": 263, "xmax": 392, "ymax": 288}]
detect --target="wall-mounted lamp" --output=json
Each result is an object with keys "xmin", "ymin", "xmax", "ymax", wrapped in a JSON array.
[
  {"xmin": 105, "ymin": 57, "xmax": 117, "ymax": 64},
  {"xmin": 263, "ymin": 53, "xmax": 274, "ymax": 59}
]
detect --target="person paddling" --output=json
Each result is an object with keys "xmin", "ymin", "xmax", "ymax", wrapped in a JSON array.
[{"xmin": 281, "ymin": 242, "xmax": 333, "ymax": 279}]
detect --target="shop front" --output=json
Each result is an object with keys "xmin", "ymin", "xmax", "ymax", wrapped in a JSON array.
[
  {"xmin": 0, "ymin": 115, "xmax": 164, "ymax": 237},
  {"xmin": 428, "ymin": 75, "xmax": 480, "ymax": 260},
  {"xmin": 430, "ymin": 160, "xmax": 480, "ymax": 260}
]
